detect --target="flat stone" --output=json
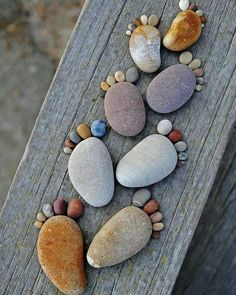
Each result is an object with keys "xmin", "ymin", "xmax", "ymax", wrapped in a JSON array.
[
  {"xmin": 125, "ymin": 67, "xmax": 139, "ymax": 83},
  {"xmin": 104, "ymin": 82, "xmax": 145, "ymax": 136},
  {"xmin": 129, "ymin": 25, "xmax": 161, "ymax": 73},
  {"xmin": 68, "ymin": 137, "xmax": 114, "ymax": 207},
  {"xmin": 132, "ymin": 188, "xmax": 151, "ymax": 207},
  {"xmin": 116, "ymin": 134, "xmax": 177, "ymax": 187},
  {"xmin": 69, "ymin": 131, "xmax": 81, "ymax": 144},
  {"xmin": 179, "ymin": 51, "xmax": 193, "ymax": 65},
  {"xmin": 37, "ymin": 216, "xmax": 86, "ymax": 294},
  {"xmin": 87, "ymin": 206, "xmax": 152, "ymax": 268},
  {"xmin": 157, "ymin": 119, "xmax": 173, "ymax": 135},
  {"xmin": 146, "ymin": 64, "xmax": 196, "ymax": 113}
]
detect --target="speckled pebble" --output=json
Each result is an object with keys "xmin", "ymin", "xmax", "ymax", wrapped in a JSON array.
[
  {"xmin": 132, "ymin": 188, "xmax": 151, "ymax": 207},
  {"xmin": 168, "ymin": 129, "xmax": 183, "ymax": 143},
  {"xmin": 101, "ymin": 81, "xmax": 110, "ymax": 92},
  {"xmin": 152, "ymin": 222, "xmax": 164, "ymax": 231},
  {"xmin": 42, "ymin": 204, "xmax": 54, "ymax": 218},
  {"xmin": 34, "ymin": 220, "xmax": 43, "ymax": 229},
  {"xmin": 152, "ymin": 231, "xmax": 160, "ymax": 239},
  {"xmin": 67, "ymin": 199, "xmax": 84, "ymax": 219},
  {"xmin": 63, "ymin": 147, "xmax": 72, "ymax": 154},
  {"xmin": 115, "ymin": 71, "xmax": 125, "ymax": 82},
  {"xmin": 125, "ymin": 67, "xmax": 139, "ymax": 83},
  {"xmin": 91, "ymin": 120, "xmax": 106, "ymax": 137},
  {"xmin": 53, "ymin": 198, "xmax": 68, "ymax": 215},
  {"xmin": 188, "ymin": 59, "xmax": 201, "ymax": 69},
  {"xmin": 174, "ymin": 141, "xmax": 187, "ymax": 152},
  {"xmin": 69, "ymin": 131, "xmax": 81, "ymax": 144},
  {"xmin": 128, "ymin": 23, "xmax": 136, "ymax": 31},
  {"xmin": 65, "ymin": 139, "xmax": 76, "ymax": 149},
  {"xmin": 189, "ymin": 3, "xmax": 197, "ymax": 11},
  {"xmin": 150, "ymin": 212, "xmax": 163, "ymax": 223},
  {"xmin": 195, "ymin": 84, "xmax": 202, "ymax": 91},
  {"xmin": 178, "ymin": 151, "xmax": 188, "ymax": 160},
  {"xmin": 76, "ymin": 123, "xmax": 91, "ymax": 139},
  {"xmin": 196, "ymin": 77, "xmax": 204, "ymax": 84},
  {"xmin": 179, "ymin": 0, "xmax": 190, "ymax": 11},
  {"xmin": 140, "ymin": 15, "xmax": 148, "ymax": 25},
  {"xmin": 194, "ymin": 68, "xmax": 204, "ymax": 77},
  {"xmin": 148, "ymin": 14, "xmax": 159, "ymax": 26},
  {"xmin": 37, "ymin": 212, "xmax": 47, "ymax": 222},
  {"xmin": 143, "ymin": 199, "xmax": 159, "ymax": 215},
  {"xmin": 196, "ymin": 9, "xmax": 203, "ymax": 16},
  {"xmin": 157, "ymin": 119, "xmax": 173, "ymax": 135},
  {"xmin": 177, "ymin": 160, "xmax": 187, "ymax": 167},
  {"xmin": 106, "ymin": 75, "xmax": 116, "ymax": 86},
  {"xmin": 179, "ymin": 51, "xmax": 193, "ymax": 65}
]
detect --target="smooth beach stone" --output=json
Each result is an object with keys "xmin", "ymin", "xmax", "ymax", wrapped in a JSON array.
[
  {"xmin": 37, "ymin": 216, "xmax": 86, "ymax": 294},
  {"xmin": 188, "ymin": 58, "xmax": 201, "ymax": 69},
  {"xmin": 132, "ymin": 188, "xmax": 151, "ymax": 207},
  {"xmin": 69, "ymin": 131, "xmax": 81, "ymax": 144},
  {"xmin": 67, "ymin": 199, "xmax": 84, "ymax": 219},
  {"xmin": 148, "ymin": 15, "xmax": 159, "ymax": 27},
  {"xmin": 178, "ymin": 151, "xmax": 188, "ymax": 160},
  {"xmin": 157, "ymin": 119, "xmax": 173, "ymax": 135},
  {"xmin": 87, "ymin": 206, "xmax": 152, "ymax": 268},
  {"xmin": 37, "ymin": 212, "xmax": 47, "ymax": 222},
  {"xmin": 125, "ymin": 67, "xmax": 139, "ymax": 83},
  {"xmin": 140, "ymin": 15, "xmax": 148, "ymax": 25},
  {"xmin": 53, "ymin": 198, "xmax": 67, "ymax": 215},
  {"xmin": 179, "ymin": 0, "xmax": 190, "ymax": 11},
  {"xmin": 163, "ymin": 10, "xmax": 202, "ymax": 51},
  {"xmin": 129, "ymin": 25, "xmax": 161, "ymax": 73},
  {"xmin": 174, "ymin": 141, "xmax": 187, "ymax": 152},
  {"xmin": 146, "ymin": 64, "xmax": 196, "ymax": 113},
  {"xmin": 91, "ymin": 120, "xmax": 106, "ymax": 137},
  {"xmin": 143, "ymin": 199, "xmax": 159, "ymax": 215},
  {"xmin": 68, "ymin": 137, "xmax": 114, "ymax": 207},
  {"xmin": 42, "ymin": 204, "xmax": 54, "ymax": 218},
  {"xmin": 63, "ymin": 147, "xmax": 72, "ymax": 154},
  {"xmin": 35, "ymin": 220, "xmax": 43, "ymax": 229},
  {"xmin": 104, "ymin": 82, "xmax": 145, "ymax": 136},
  {"xmin": 179, "ymin": 51, "xmax": 193, "ymax": 65},
  {"xmin": 76, "ymin": 123, "xmax": 91, "ymax": 139},
  {"xmin": 116, "ymin": 134, "xmax": 177, "ymax": 187},
  {"xmin": 152, "ymin": 222, "xmax": 164, "ymax": 231},
  {"xmin": 196, "ymin": 77, "xmax": 204, "ymax": 84},
  {"xmin": 106, "ymin": 75, "xmax": 116, "ymax": 86},
  {"xmin": 150, "ymin": 212, "xmax": 163, "ymax": 223}
]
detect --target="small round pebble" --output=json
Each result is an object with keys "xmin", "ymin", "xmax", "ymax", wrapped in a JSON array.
[
  {"xmin": 152, "ymin": 231, "xmax": 160, "ymax": 239},
  {"xmin": 69, "ymin": 131, "xmax": 81, "ymax": 144},
  {"xmin": 128, "ymin": 23, "xmax": 136, "ymax": 31},
  {"xmin": 196, "ymin": 77, "xmax": 204, "ymax": 84},
  {"xmin": 150, "ymin": 212, "xmax": 163, "ymax": 223},
  {"xmin": 189, "ymin": 3, "xmax": 197, "ymax": 11},
  {"xmin": 101, "ymin": 81, "xmax": 110, "ymax": 92},
  {"xmin": 126, "ymin": 30, "xmax": 132, "ymax": 36},
  {"xmin": 179, "ymin": 0, "xmax": 190, "ymax": 11},
  {"xmin": 140, "ymin": 15, "xmax": 148, "ymax": 25},
  {"xmin": 168, "ymin": 129, "xmax": 183, "ymax": 143},
  {"xmin": 106, "ymin": 75, "xmax": 116, "ymax": 86},
  {"xmin": 174, "ymin": 141, "xmax": 187, "ymax": 152},
  {"xmin": 125, "ymin": 67, "xmax": 139, "ymax": 83},
  {"xmin": 132, "ymin": 188, "xmax": 151, "ymax": 207},
  {"xmin": 152, "ymin": 222, "xmax": 164, "ymax": 231},
  {"xmin": 143, "ymin": 199, "xmax": 159, "ymax": 215},
  {"xmin": 133, "ymin": 18, "xmax": 142, "ymax": 26},
  {"xmin": 34, "ymin": 220, "xmax": 43, "ymax": 229},
  {"xmin": 114, "ymin": 71, "xmax": 125, "ymax": 82},
  {"xmin": 157, "ymin": 119, "xmax": 173, "ymax": 135},
  {"xmin": 196, "ymin": 9, "xmax": 203, "ymax": 16},
  {"xmin": 53, "ymin": 198, "xmax": 68, "ymax": 215},
  {"xmin": 195, "ymin": 84, "xmax": 202, "ymax": 91},
  {"xmin": 63, "ymin": 147, "xmax": 72, "ymax": 154},
  {"xmin": 148, "ymin": 14, "xmax": 159, "ymax": 26},
  {"xmin": 177, "ymin": 160, "xmax": 186, "ymax": 167},
  {"xmin": 91, "ymin": 120, "xmax": 106, "ymax": 137},
  {"xmin": 65, "ymin": 139, "xmax": 76, "ymax": 149},
  {"xmin": 67, "ymin": 199, "xmax": 84, "ymax": 219},
  {"xmin": 188, "ymin": 59, "xmax": 201, "ymax": 69},
  {"xmin": 179, "ymin": 51, "xmax": 193, "ymax": 65},
  {"xmin": 76, "ymin": 123, "xmax": 91, "ymax": 139},
  {"xmin": 178, "ymin": 151, "xmax": 188, "ymax": 161},
  {"xmin": 200, "ymin": 16, "xmax": 207, "ymax": 23},
  {"xmin": 37, "ymin": 212, "xmax": 47, "ymax": 222},
  {"xmin": 194, "ymin": 68, "xmax": 204, "ymax": 77},
  {"xmin": 42, "ymin": 204, "xmax": 54, "ymax": 218},
  {"xmin": 201, "ymin": 24, "xmax": 205, "ymax": 28}
]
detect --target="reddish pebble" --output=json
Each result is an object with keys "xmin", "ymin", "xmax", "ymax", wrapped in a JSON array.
[
  {"xmin": 194, "ymin": 68, "xmax": 204, "ymax": 77},
  {"xmin": 67, "ymin": 199, "xmax": 84, "ymax": 219},
  {"xmin": 65, "ymin": 139, "xmax": 76, "ymax": 149},
  {"xmin": 189, "ymin": 3, "xmax": 197, "ymax": 11},
  {"xmin": 143, "ymin": 199, "xmax": 159, "ymax": 215},
  {"xmin": 177, "ymin": 160, "xmax": 187, "ymax": 168},
  {"xmin": 53, "ymin": 198, "xmax": 68, "ymax": 215},
  {"xmin": 152, "ymin": 231, "xmax": 160, "ymax": 239},
  {"xmin": 168, "ymin": 129, "xmax": 183, "ymax": 143},
  {"xmin": 200, "ymin": 16, "xmax": 207, "ymax": 23}
]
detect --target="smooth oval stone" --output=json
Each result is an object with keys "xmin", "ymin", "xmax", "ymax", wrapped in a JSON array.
[
  {"xmin": 129, "ymin": 25, "xmax": 161, "ymax": 73},
  {"xmin": 68, "ymin": 137, "xmax": 114, "ymax": 207},
  {"xmin": 104, "ymin": 82, "xmax": 145, "ymax": 136},
  {"xmin": 163, "ymin": 10, "xmax": 201, "ymax": 51},
  {"xmin": 146, "ymin": 64, "xmax": 196, "ymax": 113},
  {"xmin": 37, "ymin": 216, "xmax": 87, "ymax": 294},
  {"xmin": 132, "ymin": 188, "xmax": 151, "ymax": 207},
  {"xmin": 116, "ymin": 134, "xmax": 177, "ymax": 187},
  {"xmin": 87, "ymin": 206, "xmax": 152, "ymax": 268}
]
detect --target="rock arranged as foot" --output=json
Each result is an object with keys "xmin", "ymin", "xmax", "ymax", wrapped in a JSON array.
[{"xmin": 37, "ymin": 216, "xmax": 87, "ymax": 295}]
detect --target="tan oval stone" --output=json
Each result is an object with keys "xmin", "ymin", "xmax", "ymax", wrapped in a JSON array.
[
  {"xmin": 76, "ymin": 123, "xmax": 91, "ymax": 139},
  {"xmin": 37, "ymin": 216, "xmax": 86, "ymax": 295}
]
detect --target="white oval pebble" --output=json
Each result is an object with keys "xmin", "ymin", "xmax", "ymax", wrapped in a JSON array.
[
  {"xmin": 140, "ymin": 15, "xmax": 148, "ymax": 25},
  {"xmin": 196, "ymin": 10, "xmax": 203, "ymax": 16},
  {"xmin": 106, "ymin": 75, "xmax": 116, "ymax": 86},
  {"xmin": 148, "ymin": 14, "xmax": 159, "ymax": 27},
  {"xmin": 152, "ymin": 222, "xmax": 164, "ymax": 231},
  {"xmin": 115, "ymin": 71, "xmax": 125, "ymax": 82},
  {"xmin": 174, "ymin": 141, "xmax": 187, "ymax": 152},
  {"xmin": 64, "ymin": 147, "xmax": 72, "ymax": 154},
  {"xmin": 195, "ymin": 84, "xmax": 202, "ymax": 91},
  {"xmin": 157, "ymin": 119, "xmax": 172, "ymax": 135},
  {"xmin": 126, "ymin": 30, "xmax": 132, "ymax": 36},
  {"xmin": 179, "ymin": 51, "xmax": 193, "ymax": 65},
  {"xmin": 179, "ymin": 0, "xmax": 190, "ymax": 11},
  {"xmin": 201, "ymin": 24, "xmax": 205, "ymax": 28},
  {"xmin": 196, "ymin": 77, "xmax": 204, "ymax": 84},
  {"xmin": 188, "ymin": 59, "xmax": 201, "ymax": 70}
]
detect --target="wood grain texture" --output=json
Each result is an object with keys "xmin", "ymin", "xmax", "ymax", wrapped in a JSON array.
[{"xmin": 0, "ymin": 0, "xmax": 235, "ymax": 294}]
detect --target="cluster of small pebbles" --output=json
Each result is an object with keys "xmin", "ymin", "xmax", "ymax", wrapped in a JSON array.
[
  {"xmin": 101, "ymin": 67, "xmax": 140, "ymax": 92},
  {"xmin": 126, "ymin": 14, "xmax": 159, "ymax": 36},
  {"xmin": 132, "ymin": 188, "xmax": 164, "ymax": 239},
  {"xmin": 157, "ymin": 119, "xmax": 188, "ymax": 167},
  {"xmin": 179, "ymin": 0, "xmax": 206, "ymax": 27},
  {"xmin": 64, "ymin": 121, "xmax": 107, "ymax": 154},
  {"xmin": 179, "ymin": 51, "xmax": 204, "ymax": 91},
  {"xmin": 34, "ymin": 198, "xmax": 84, "ymax": 229}
]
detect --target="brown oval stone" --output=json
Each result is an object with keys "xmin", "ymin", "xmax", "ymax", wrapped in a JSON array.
[
  {"xmin": 67, "ymin": 199, "xmax": 84, "ymax": 219},
  {"xmin": 76, "ymin": 123, "xmax": 91, "ymax": 139},
  {"xmin": 37, "ymin": 216, "xmax": 86, "ymax": 294}
]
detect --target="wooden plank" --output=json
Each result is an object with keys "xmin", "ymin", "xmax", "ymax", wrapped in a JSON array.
[
  {"xmin": 0, "ymin": 0, "xmax": 235, "ymax": 294},
  {"xmin": 173, "ymin": 130, "xmax": 236, "ymax": 295}
]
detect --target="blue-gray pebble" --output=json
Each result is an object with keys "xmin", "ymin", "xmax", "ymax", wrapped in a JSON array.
[
  {"xmin": 125, "ymin": 67, "xmax": 140, "ymax": 83},
  {"xmin": 69, "ymin": 131, "xmax": 81, "ymax": 144},
  {"xmin": 91, "ymin": 120, "xmax": 106, "ymax": 137},
  {"xmin": 178, "ymin": 151, "xmax": 188, "ymax": 161},
  {"xmin": 42, "ymin": 204, "xmax": 54, "ymax": 218}
]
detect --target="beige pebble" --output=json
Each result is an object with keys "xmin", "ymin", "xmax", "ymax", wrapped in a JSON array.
[
  {"xmin": 63, "ymin": 147, "xmax": 72, "ymax": 154},
  {"xmin": 152, "ymin": 222, "xmax": 164, "ymax": 231},
  {"xmin": 201, "ymin": 24, "xmax": 205, "ymax": 28},
  {"xmin": 37, "ymin": 212, "xmax": 47, "ymax": 222},
  {"xmin": 76, "ymin": 124, "xmax": 91, "ymax": 139},
  {"xmin": 140, "ymin": 15, "xmax": 148, "ymax": 25},
  {"xmin": 34, "ymin": 220, "xmax": 43, "ymax": 229},
  {"xmin": 148, "ymin": 14, "xmax": 159, "ymax": 26},
  {"xmin": 188, "ymin": 59, "xmax": 201, "ymax": 69},
  {"xmin": 115, "ymin": 71, "xmax": 125, "ymax": 82},
  {"xmin": 179, "ymin": 51, "xmax": 193, "ymax": 65},
  {"xmin": 106, "ymin": 75, "xmax": 116, "ymax": 86},
  {"xmin": 150, "ymin": 212, "xmax": 163, "ymax": 223},
  {"xmin": 126, "ymin": 30, "xmax": 132, "ymax": 36},
  {"xmin": 195, "ymin": 84, "xmax": 202, "ymax": 91},
  {"xmin": 100, "ymin": 81, "xmax": 110, "ymax": 92},
  {"xmin": 196, "ymin": 10, "xmax": 203, "ymax": 16}
]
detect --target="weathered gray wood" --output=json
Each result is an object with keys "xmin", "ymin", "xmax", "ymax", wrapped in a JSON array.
[
  {"xmin": 173, "ymin": 130, "xmax": 236, "ymax": 295},
  {"xmin": 0, "ymin": 0, "xmax": 235, "ymax": 294}
]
